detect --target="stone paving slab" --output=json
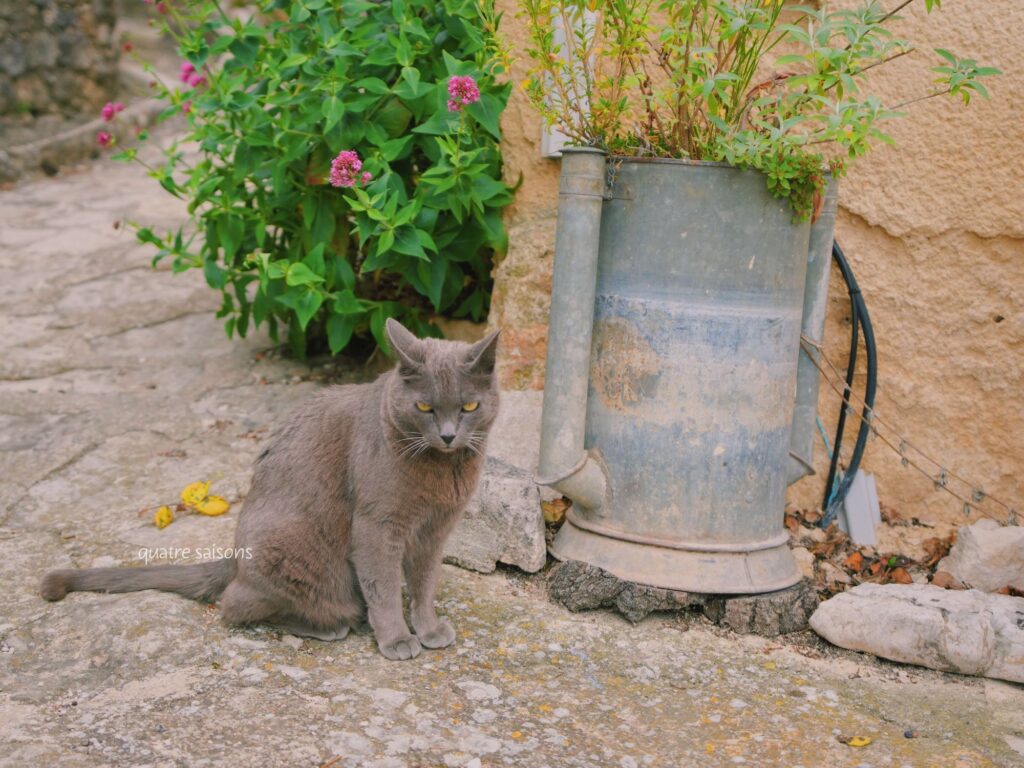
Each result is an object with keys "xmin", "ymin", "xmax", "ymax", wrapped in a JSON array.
[{"xmin": 1, "ymin": 140, "xmax": 1023, "ymax": 767}]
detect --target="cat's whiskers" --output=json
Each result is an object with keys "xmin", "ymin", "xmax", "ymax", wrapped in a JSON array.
[
  {"xmin": 395, "ymin": 432, "xmax": 430, "ymax": 459},
  {"xmin": 464, "ymin": 430, "xmax": 488, "ymax": 456}
]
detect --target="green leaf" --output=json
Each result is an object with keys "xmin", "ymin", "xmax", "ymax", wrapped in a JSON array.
[
  {"xmin": 203, "ymin": 256, "xmax": 227, "ymax": 289},
  {"xmin": 412, "ymin": 109, "xmax": 459, "ymax": 136},
  {"xmin": 276, "ymin": 286, "xmax": 324, "ymax": 330},
  {"xmin": 376, "ymin": 98, "xmax": 413, "ymax": 137},
  {"xmin": 322, "ymin": 94, "xmax": 345, "ymax": 131},
  {"xmin": 471, "ymin": 175, "xmax": 509, "ymax": 203},
  {"xmin": 326, "ymin": 313, "xmax": 358, "ymax": 354},
  {"xmin": 441, "ymin": 50, "xmax": 475, "ymax": 76},
  {"xmin": 376, "ymin": 228, "xmax": 396, "ymax": 255},
  {"xmin": 466, "ymin": 93, "xmax": 502, "ymax": 140},
  {"xmin": 286, "ymin": 263, "xmax": 325, "ymax": 286},
  {"xmin": 216, "ymin": 214, "xmax": 245, "ymax": 261},
  {"xmin": 353, "ymin": 77, "xmax": 391, "ymax": 94},
  {"xmin": 427, "ymin": 255, "xmax": 446, "ymax": 309},
  {"xmin": 369, "ymin": 305, "xmax": 388, "ymax": 350},
  {"xmin": 393, "ymin": 226, "xmax": 428, "ymax": 259},
  {"xmin": 380, "ymin": 135, "xmax": 414, "ymax": 161},
  {"xmin": 281, "ymin": 53, "xmax": 309, "ymax": 68},
  {"xmin": 332, "ymin": 289, "xmax": 363, "ymax": 314}
]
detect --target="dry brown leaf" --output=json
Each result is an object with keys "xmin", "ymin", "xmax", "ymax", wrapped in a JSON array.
[
  {"xmin": 932, "ymin": 570, "xmax": 955, "ymax": 589},
  {"xmin": 921, "ymin": 534, "xmax": 955, "ymax": 569},
  {"xmin": 784, "ymin": 514, "xmax": 800, "ymax": 533},
  {"xmin": 880, "ymin": 504, "xmax": 904, "ymax": 525},
  {"xmin": 542, "ymin": 497, "xmax": 571, "ymax": 525},
  {"xmin": 843, "ymin": 551, "xmax": 864, "ymax": 572},
  {"xmin": 889, "ymin": 567, "xmax": 913, "ymax": 585}
]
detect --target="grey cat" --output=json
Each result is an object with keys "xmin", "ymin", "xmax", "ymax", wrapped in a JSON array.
[{"xmin": 41, "ymin": 318, "xmax": 500, "ymax": 661}]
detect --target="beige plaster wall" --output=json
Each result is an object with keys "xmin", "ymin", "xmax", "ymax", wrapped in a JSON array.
[{"xmin": 489, "ymin": 0, "xmax": 1023, "ymax": 528}]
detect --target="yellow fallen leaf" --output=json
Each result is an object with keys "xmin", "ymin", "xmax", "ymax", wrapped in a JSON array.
[
  {"xmin": 194, "ymin": 495, "xmax": 230, "ymax": 516},
  {"xmin": 511, "ymin": 731, "xmax": 523, "ymax": 739},
  {"xmin": 181, "ymin": 480, "xmax": 210, "ymax": 507},
  {"xmin": 706, "ymin": 743, "xmax": 715, "ymax": 754},
  {"xmin": 154, "ymin": 505, "xmax": 174, "ymax": 529},
  {"xmin": 847, "ymin": 736, "xmax": 872, "ymax": 748},
  {"xmin": 538, "ymin": 704, "xmax": 552, "ymax": 713}
]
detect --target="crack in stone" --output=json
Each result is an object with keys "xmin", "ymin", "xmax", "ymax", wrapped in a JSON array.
[
  {"xmin": 0, "ymin": 365, "xmax": 116, "ymax": 383},
  {"xmin": 57, "ymin": 264, "xmax": 150, "ymax": 291},
  {"xmin": 0, "ymin": 440, "xmax": 102, "ymax": 526},
  {"xmin": 86, "ymin": 309, "xmax": 214, "ymax": 342}
]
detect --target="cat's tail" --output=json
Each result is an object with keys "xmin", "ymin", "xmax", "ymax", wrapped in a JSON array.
[{"xmin": 40, "ymin": 558, "xmax": 236, "ymax": 603}]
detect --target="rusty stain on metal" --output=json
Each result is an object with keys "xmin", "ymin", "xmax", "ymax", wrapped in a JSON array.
[{"xmin": 592, "ymin": 317, "xmax": 661, "ymax": 410}]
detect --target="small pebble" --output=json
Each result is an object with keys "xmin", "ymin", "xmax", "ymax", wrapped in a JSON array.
[{"xmin": 904, "ymin": 729, "xmax": 919, "ymax": 739}]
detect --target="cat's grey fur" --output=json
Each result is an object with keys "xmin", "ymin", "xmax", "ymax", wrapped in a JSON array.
[{"xmin": 41, "ymin": 318, "xmax": 500, "ymax": 660}]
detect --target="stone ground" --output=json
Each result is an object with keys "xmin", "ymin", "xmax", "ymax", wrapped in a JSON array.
[{"xmin": 2, "ymin": 137, "xmax": 1024, "ymax": 768}]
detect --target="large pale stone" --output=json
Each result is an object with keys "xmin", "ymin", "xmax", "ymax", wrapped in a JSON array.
[
  {"xmin": 445, "ymin": 458, "xmax": 546, "ymax": 574},
  {"xmin": 937, "ymin": 519, "xmax": 1024, "ymax": 592},
  {"xmin": 810, "ymin": 583, "xmax": 1024, "ymax": 683}
]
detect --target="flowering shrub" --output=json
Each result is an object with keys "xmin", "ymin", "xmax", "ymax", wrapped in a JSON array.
[
  {"xmin": 113, "ymin": 0, "xmax": 512, "ymax": 357},
  {"xmin": 521, "ymin": 0, "xmax": 999, "ymax": 219}
]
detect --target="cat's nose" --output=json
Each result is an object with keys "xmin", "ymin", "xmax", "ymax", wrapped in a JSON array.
[{"xmin": 440, "ymin": 432, "xmax": 455, "ymax": 445}]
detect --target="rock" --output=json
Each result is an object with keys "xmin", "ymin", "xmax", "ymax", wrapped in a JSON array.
[
  {"xmin": 548, "ymin": 559, "xmax": 817, "ymax": 634},
  {"xmin": 444, "ymin": 457, "xmax": 546, "ymax": 574},
  {"xmin": 937, "ymin": 519, "xmax": 1024, "ymax": 592},
  {"xmin": 791, "ymin": 546, "xmax": 816, "ymax": 578},
  {"xmin": 820, "ymin": 561, "xmax": 852, "ymax": 585},
  {"xmin": 704, "ymin": 581, "xmax": 820, "ymax": 637},
  {"xmin": 485, "ymin": 389, "xmax": 543, "ymax": 473},
  {"xmin": 810, "ymin": 583, "xmax": 1024, "ymax": 683}
]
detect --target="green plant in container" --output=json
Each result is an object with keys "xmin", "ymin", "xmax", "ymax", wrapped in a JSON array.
[
  {"xmin": 112, "ymin": 0, "xmax": 513, "ymax": 358},
  {"xmin": 519, "ymin": 0, "xmax": 999, "ymax": 218}
]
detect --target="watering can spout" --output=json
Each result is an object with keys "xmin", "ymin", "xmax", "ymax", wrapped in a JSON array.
[
  {"xmin": 787, "ymin": 178, "xmax": 839, "ymax": 486},
  {"xmin": 536, "ymin": 147, "xmax": 611, "ymax": 513},
  {"xmin": 537, "ymin": 452, "xmax": 609, "ymax": 514}
]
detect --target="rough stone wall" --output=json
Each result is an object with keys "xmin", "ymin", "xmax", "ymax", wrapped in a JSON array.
[
  {"xmin": 0, "ymin": 0, "xmax": 119, "ymax": 117},
  {"xmin": 489, "ymin": 0, "xmax": 1024, "ymax": 527}
]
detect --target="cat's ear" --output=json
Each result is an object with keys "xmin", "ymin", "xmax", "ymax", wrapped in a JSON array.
[
  {"xmin": 386, "ymin": 317, "xmax": 424, "ymax": 376},
  {"xmin": 465, "ymin": 329, "xmax": 501, "ymax": 376}
]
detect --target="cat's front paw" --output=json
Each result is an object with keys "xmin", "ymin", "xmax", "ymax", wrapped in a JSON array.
[
  {"xmin": 377, "ymin": 633, "xmax": 422, "ymax": 661},
  {"xmin": 416, "ymin": 618, "xmax": 456, "ymax": 649}
]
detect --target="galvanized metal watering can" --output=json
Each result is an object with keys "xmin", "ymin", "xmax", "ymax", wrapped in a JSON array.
[{"xmin": 538, "ymin": 148, "xmax": 838, "ymax": 594}]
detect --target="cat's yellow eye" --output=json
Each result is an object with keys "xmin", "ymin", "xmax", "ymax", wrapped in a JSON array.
[
  {"xmin": 462, "ymin": 402, "xmax": 479, "ymax": 412},
  {"xmin": 415, "ymin": 402, "xmax": 433, "ymax": 413}
]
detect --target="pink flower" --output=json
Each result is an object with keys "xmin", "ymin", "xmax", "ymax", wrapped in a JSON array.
[
  {"xmin": 156, "ymin": 2, "xmax": 168, "ymax": 13},
  {"xmin": 446, "ymin": 75, "xmax": 480, "ymax": 112},
  {"xmin": 329, "ymin": 150, "xmax": 372, "ymax": 188},
  {"xmin": 182, "ymin": 100, "xmax": 192, "ymax": 114},
  {"xmin": 101, "ymin": 101, "xmax": 125, "ymax": 121},
  {"xmin": 187, "ymin": 71, "xmax": 207, "ymax": 88},
  {"xmin": 96, "ymin": 130, "xmax": 113, "ymax": 148},
  {"xmin": 180, "ymin": 61, "xmax": 195, "ymax": 83}
]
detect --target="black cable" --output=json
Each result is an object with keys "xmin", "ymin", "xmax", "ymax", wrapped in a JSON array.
[
  {"xmin": 822, "ymin": 241, "xmax": 878, "ymax": 522},
  {"xmin": 823, "ymin": 264, "xmax": 858, "ymax": 510}
]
